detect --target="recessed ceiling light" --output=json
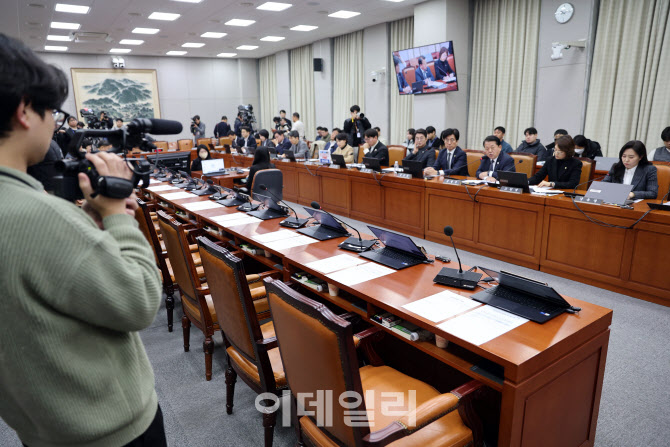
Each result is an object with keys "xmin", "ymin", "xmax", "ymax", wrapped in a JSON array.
[
  {"xmin": 166, "ymin": 50, "xmax": 187, "ymax": 55},
  {"xmin": 119, "ymin": 39, "xmax": 144, "ymax": 45},
  {"xmin": 217, "ymin": 52, "xmax": 237, "ymax": 57},
  {"xmin": 328, "ymin": 10, "xmax": 360, "ymax": 19},
  {"xmin": 182, "ymin": 42, "xmax": 205, "ymax": 48},
  {"xmin": 47, "ymin": 34, "xmax": 71, "ymax": 41},
  {"xmin": 44, "ymin": 45, "xmax": 68, "ymax": 51},
  {"xmin": 201, "ymin": 32, "xmax": 227, "ymax": 38},
  {"xmin": 55, "ymin": 3, "xmax": 90, "ymax": 14},
  {"xmin": 148, "ymin": 12, "xmax": 181, "ymax": 21},
  {"xmin": 236, "ymin": 45, "xmax": 258, "ymax": 50},
  {"xmin": 257, "ymin": 2, "xmax": 293, "ymax": 11},
  {"xmin": 290, "ymin": 25, "xmax": 318, "ymax": 31},
  {"xmin": 383, "ymin": 0, "xmax": 405, "ymax": 2},
  {"xmin": 110, "ymin": 48, "xmax": 131, "ymax": 53},
  {"xmin": 170, "ymin": 0, "xmax": 203, "ymax": 3},
  {"xmin": 132, "ymin": 27, "xmax": 160, "ymax": 34},
  {"xmin": 260, "ymin": 36, "xmax": 284, "ymax": 42},
  {"xmin": 225, "ymin": 19, "xmax": 255, "ymax": 26},
  {"xmin": 50, "ymin": 21, "xmax": 80, "ymax": 30}
]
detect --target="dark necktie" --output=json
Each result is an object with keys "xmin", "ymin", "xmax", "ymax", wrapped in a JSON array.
[{"xmin": 446, "ymin": 153, "xmax": 451, "ymax": 170}]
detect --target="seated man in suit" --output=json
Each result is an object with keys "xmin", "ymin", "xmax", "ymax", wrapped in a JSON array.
[
  {"xmin": 652, "ymin": 126, "xmax": 670, "ymax": 162},
  {"xmin": 403, "ymin": 128, "xmax": 435, "ymax": 167},
  {"xmin": 258, "ymin": 129, "xmax": 275, "ymax": 148},
  {"xmin": 332, "ymin": 133, "xmax": 354, "ymax": 163},
  {"xmin": 493, "ymin": 126, "xmax": 514, "ymax": 154},
  {"xmin": 235, "ymin": 126, "xmax": 257, "ymax": 152},
  {"xmin": 415, "ymin": 56, "xmax": 435, "ymax": 84},
  {"xmin": 476, "ymin": 135, "xmax": 516, "ymax": 181},
  {"xmin": 281, "ymin": 130, "xmax": 309, "ymax": 160},
  {"xmin": 544, "ymin": 128, "xmax": 567, "ymax": 158},
  {"xmin": 425, "ymin": 128, "xmax": 468, "ymax": 177},
  {"xmin": 529, "ymin": 135, "xmax": 582, "ymax": 189},
  {"xmin": 362, "ymin": 128, "xmax": 389, "ymax": 166},
  {"xmin": 603, "ymin": 140, "xmax": 658, "ymax": 200},
  {"xmin": 515, "ymin": 127, "xmax": 548, "ymax": 162},
  {"xmin": 394, "ymin": 55, "xmax": 411, "ymax": 94},
  {"xmin": 425, "ymin": 126, "xmax": 440, "ymax": 149},
  {"xmin": 272, "ymin": 130, "xmax": 291, "ymax": 155},
  {"xmin": 324, "ymin": 128, "xmax": 340, "ymax": 153}
]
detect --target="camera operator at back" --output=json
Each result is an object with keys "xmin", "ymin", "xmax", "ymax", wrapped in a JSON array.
[
  {"xmin": 343, "ymin": 105, "xmax": 371, "ymax": 147},
  {"xmin": 190, "ymin": 114, "xmax": 206, "ymax": 142}
]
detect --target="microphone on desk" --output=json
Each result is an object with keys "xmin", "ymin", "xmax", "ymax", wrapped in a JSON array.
[
  {"xmin": 259, "ymin": 184, "xmax": 309, "ymax": 228},
  {"xmin": 432, "ymin": 225, "xmax": 482, "ymax": 289},
  {"xmin": 208, "ymin": 184, "xmax": 226, "ymax": 200},
  {"xmin": 194, "ymin": 179, "xmax": 218, "ymax": 196},
  {"xmin": 310, "ymin": 201, "xmax": 375, "ymax": 252}
]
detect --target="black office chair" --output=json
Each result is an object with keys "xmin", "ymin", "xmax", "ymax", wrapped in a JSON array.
[{"xmin": 251, "ymin": 169, "xmax": 283, "ymax": 201}]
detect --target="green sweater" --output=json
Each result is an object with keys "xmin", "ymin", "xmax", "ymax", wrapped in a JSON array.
[{"xmin": 0, "ymin": 167, "xmax": 162, "ymax": 447}]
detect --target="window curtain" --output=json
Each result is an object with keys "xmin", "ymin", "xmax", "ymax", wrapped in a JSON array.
[
  {"xmin": 466, "ymin": 0, "xmax": 540, "ymax": 149},
  {"xmin": 584, "ymin": 0, "xmax": 670, "ymax": 154},
  {"xmin": 390, "ymin": 17, "xmax": 414, "ymax": 146},
  {"xmin": 290, "ymin": 44, "xmax": 316, "ymax": 141},
  {"xmin": 259, "ymin": 54, "xmax": 277, "ymax": 131},
  {"xmin": 333, "ymin": 31, "xmax": 365, "ymax": 130}
]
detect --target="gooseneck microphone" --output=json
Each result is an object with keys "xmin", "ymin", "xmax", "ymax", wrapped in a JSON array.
[
  {"xmin": 311, "ymin": 201, "xmax": 375, "ymax": 252},
  {"xmin": 260, "ymin": 184, "xmax": 309, "ymax": 228},
  {"xmin": 432, "ymin": 225, "xmax": 482, "ymax": 290}
]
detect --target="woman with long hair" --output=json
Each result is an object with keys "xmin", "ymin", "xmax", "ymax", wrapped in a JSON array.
[{"xmin": 603, "ymin": 140, "xmax": 658, "ymax": 199}]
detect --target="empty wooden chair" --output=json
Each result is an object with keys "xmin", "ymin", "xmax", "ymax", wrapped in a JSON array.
[
  {"xmin": 509, "ymin": 152, "xmax": 537, "ymax": 177},
  {"xmin": 178, "ymin": 139, "xmax": 194, "ymax": 151},
  {"xmin": 153, "ymin": 141, "xmax": 168, "ymax": 151},
  {"xmin": 387, "ymin": 145, "xmax": 406, "ymax": 166},
  {"xmin": 575, "ymin": 157, "xmax": 596, "ymax": 191},
  {"xmin": 464, "ymin": 150, "xmax": 484, "ymax": 177}
]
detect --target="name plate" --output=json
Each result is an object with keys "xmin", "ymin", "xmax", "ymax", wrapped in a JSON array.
[
  {"xmin": 574, "ymin": 196, "xmax": 603, "ymax": 205},
  {"xmin": 395, "ymin": 173, "xmax": 412, "ymax": 179},
  {"xmin": 500, "ymin": 186, "xmax": 523, "ymax": 194},
  {"xmin": 328, "ymin": 164, "xmax": 341, "ymax": 169},
  {"xmin": 443, "ymin": 179, "xmax": 462, "ymax": 185},
  {"xmin": 360, "ymin": 168, "xmax": 374, "ymax": 174},
  {"xmin": 281, "ymin": 158, "xmax": 291, "ymax": 162}
]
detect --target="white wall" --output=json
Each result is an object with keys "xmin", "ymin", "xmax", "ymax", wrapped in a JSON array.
[
  {"xmin": 38, "ymin": 53, "xmax": 259, "ymax": 141},
  {"xmin": 312, "ymin": 38, "xmax": 334, "ymax": 131},
  {"xmin": 364, "ymin": 24, "xmax": 391, "ymax": 143}
]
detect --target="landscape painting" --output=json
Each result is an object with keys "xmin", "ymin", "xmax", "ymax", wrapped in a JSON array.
[{"xmin": 70, "ymin": 68, "xmax": 161, "ymax": 122}]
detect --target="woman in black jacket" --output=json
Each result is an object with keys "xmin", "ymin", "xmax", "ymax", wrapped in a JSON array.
[
  {"xmin": 434, "ymin": 46, "xmax": 456, "ymax": 80},
  {"xmin": 529, "ymin": 135, "xmax": 582, "ymax": 189},
  {"xmin": 247, "ymin": 147, "xmax": 275, "ymax": 190},
  {"xmin": 190, "ymin": 144, "xmax": 212, "ymax": 172}
]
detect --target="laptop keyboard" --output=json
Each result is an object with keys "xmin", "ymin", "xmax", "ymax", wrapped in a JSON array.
[
  {"xmin": 375, "ymin": 247, "xmax": 419, "ymax": 264},
  {"xmin": 488, "ymin": 287, "xmax": 557, "ymax": 313}
]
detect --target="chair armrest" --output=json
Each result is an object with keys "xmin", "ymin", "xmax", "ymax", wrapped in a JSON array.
[
  {"xmin": 196, "ymin": 286, "xmax": 210, "ymax": 295},
  {"xmin": 353, "ymin": 326, "xmax": 384, "ymax": 367},
  {"xmin": 256, "ymin": 336, "xmax": 278, "ymax": 351},
  {"xmin": 353, "ymin": 326, "xmax": 383, "ymax": 345},
  {"xmin": 338, "ymin": 312, "xmax": 358, "ymax": 321}
]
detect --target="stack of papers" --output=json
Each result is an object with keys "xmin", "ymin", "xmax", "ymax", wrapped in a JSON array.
[
  {"xmin": 211, "ymin": 213, "xmax": 262, "ymax": 228},
  {"xmin": 182, "ymin": 201, "xmax": 225, "ymax": 211},
  {"xmin": 162, "ymin": 191, "xmax": 196, "ymax": 200},
  {"xmin": 462, "ymin": 179, "xmax": 487, "ymax": 185},
  {"xmin": 326, "ymin": 262, "xmax": 395, "ymax": 287},
  {"xmin": 529, "ymin": 186, "xmax": 564, "ymax": 195},
  {"xmin": 402, "ymin": 290, "xmax": 481, "ymax": 323},
  {"xmin": 252, "ymin": 230, "xmax": 300, "ymax": 244},
  {"xmin": 149, "ymin": 179, "xmax": 162, "ymax": 184},
  {"xmin": 265, "ymin": 235, "xmax": 319, "ymax": 251},
  {"xmin": 147, "ymin": 185, "xmax": 180, "ymax": 192},
  {"xmin": 305, "ymin": 254, "xmax": 368, "ymax": 274},
  {"xmin": 437, "ymin": 306, "xmax": 528, "ymax": 346}
]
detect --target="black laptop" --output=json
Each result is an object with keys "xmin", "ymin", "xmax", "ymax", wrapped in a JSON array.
[
  {"xmin": 412, "ymin": 81, "xmax": 424, "ymax": 94},
  {"xmin": 471, "ymin": 267, "xmax": 572, "ymax": 323},
  {"xmin": 647, "ymin": 202, "xmax": 670, "ymax": 211},
  {"xmin": 331, "ymin": 153, "xmax": 348, "ymax": 168},
  {"xmin": 402, "ymin": 159, "xmax": 427, "ymax": 178},
  {"xmin": 247, "ymin": 194, "xmax": 289, "ymax": 220},
  {"xmin": 360, "ymin": 226, "xmax": 429, "ymax": 270},
  {"xmin": 298, "ymin": 208, "xmax": 350, "ymax": 240},
  {"xmin": 585, "ymin": 181, "xmax": 633, "ymax": 205},
  {"xmin": 284, "ymin": 150, "xmax": 297, "ymax": 162},
  {"xmin": 363, "ymin": 157, "xmax": 382, "ymax": 172},
  {"xmin": 498, "ymin": 171, "xmax": 530, "ymax": 193}
]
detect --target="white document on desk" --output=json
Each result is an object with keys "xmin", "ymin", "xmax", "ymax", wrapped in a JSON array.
[
  {"xmin": 305, "ymin": 254, "xmax": 368, "ymax": 274},
  {"xmin": 147, "ymin": 185, "xmax": 180, "ymax": 192},
  {"xmin": 161, "ymin": 191, "xmax": 196, "ymax": 200},
  {"xmin": 183, "ymin": 201, "xmax": 225, "ymax": 211},
  {"xmin": 265, "ymin": 235, "xmax": 319, "ymax": 251},
  {"xmin": 326, "ymin": 262, "xmax": 395, "ymax": 286},
  {"xmin": 402, "ymin": 290, "xmax": 481, "ymax": 323},
  {"xmin": 437, "ymin": 306, "xmax": 528, "ymax": 346},
  {"xmin": 529, "ymin": 186, "xmax": 564, "ymax": 195},
  {"xmin": 217, "ymin": 215, "xmax": 263, "ymax": 227},
  {"xmin": 252, "ymin": 230, "xmax": 301, "ymax": 243},
  {"xmin": 149, "ymin": 179, "xmax": 162, "ymax": 184},
  {"xmin": 211, "ymin": 213, "xmax": 247, "ymax": 223}
]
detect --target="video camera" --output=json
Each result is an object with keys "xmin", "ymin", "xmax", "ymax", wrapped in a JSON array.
[
  {"xmin": 80, "ymin": 108, "xmax": 110, "ymax": 129},
  {"xmin": 190, "ymin": 115, "xmax": 199, "ymax": 135},
  {"xmin": 54, "ymin": 118, "xmax": 183, "ymax": 201},
  {"xmin": 238, "ymin": 104, "xmax": 257, "ymax": 132}
]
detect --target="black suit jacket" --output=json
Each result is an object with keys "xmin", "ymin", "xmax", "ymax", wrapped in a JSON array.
[
  {"xmin": 343, "ymin": 117, "xmax": 371, "ymax": 147},
  {"xmin": 604, "ymin": 163, "xmax": 659, "ymax": 199},
  {"xmin": 214, "ymin": 122, "xmax": 231, "ymax": 138},
  {"xmin": 529, "ymin": 157, "xmax": 582, "ymax": 189},
  {"xmin": 433, "ymin": 146, "xmax": 468, "ymax": 176},
  {"xmin": 475, "ymin": 152, "xmax": 516, "ymax": 179},
  {"xmin": 404, "ymin": 146, "xmax": 435, "ymax": 167},
  {"xmin": 367, "ymin": 142, "xmax": 389, "ymax": 166},
  {"xmin": 235, "ymin": 136, "xmax": 257, "ymax": 149},
  {"xmin": 434, "ymin": 59, "xmax": 455, "ymax": 78},
  {"xmin": 260, "ymin": 140, "xmax": 276, "ymax": 148}
]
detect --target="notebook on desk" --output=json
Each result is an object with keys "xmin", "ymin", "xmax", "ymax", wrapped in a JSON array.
[
  {"xmin": 201, "ymin": 158, "xmax": 227, "ymax": 176},
  {"xmin": 585, "ymin": 181, "xmax": 633, "ymax": 206},
  {"xmin": 298, "ymin": 208, "xmax": 350, "ymax": 240},
  {"xmin": 360, "ymin": 226, "xmax": 428, "ymax": 270}
]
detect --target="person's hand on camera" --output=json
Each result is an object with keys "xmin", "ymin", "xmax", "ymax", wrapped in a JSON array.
[{"xmin": 78, "ymin": 152, "xmax": 133, "ymax": 219}]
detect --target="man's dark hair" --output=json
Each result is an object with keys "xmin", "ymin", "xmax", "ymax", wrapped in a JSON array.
[
  {"xmin": 661, "ymin": 126, "xmax": 670, "ymax": 142},
  {"xmin": 292, "ymin": 112, "xmax": 300, "ymax": 119},
  {"xmin": 418, "ymin": 56, "xmax": 426, "ymax": 66},
  {"xmin": 415, "ymin": 128, "xmax": 427, "ymax": 138},
  {"xmin": 288, "ymin": 130, "xmax": 300, "ymax": 138},
  {"xmin": 115, "ymin": 118, "xmax": 123, "ymax": 123},
  {"xmin": 193, "ymin": 115, "xmax": 200, "ymax": 121},
  {"xmin": 573, "ymin": 134, "xmax": 587, "ymax": 147},
  {"xmin": 484, "ymin": 135, "xmax": 501, "ymax": 146},
  {"xmin": 440, "ymin": 128, "xmax": 460, "ymax": 141},
  {"xmin": 221, "ymin": 115, "xmax": 227, "ymax": 120},
  {"xmin": 524, "ymin": 127, "xmax": 538, "ymax": 135},
  {"xmin": 77, "ymin": 122, "xmax": 85, "ymax": 128},
  {"xmin": 364, "ymin": 128, "xmax": 378, "ymax": 138},
  {"xmin": 0, "ymin": 33, "xmax": 68, "ymax": 139},
  {"xmin": 350, "ymin": 105, "xmax": 361, "ymax": 113},
  {"xmin": 258, "ymin": 129, "xmax": 270, "ymax": 139},
  {"xmin": 494, "ymin": 126, "xmax": 506, "ymax": 134},
  {"xmin": 554, "ymin": 128, "xmax": 568, "ymax": 136},
  {"xmin": 321, "ymin": 127, "xmax": 328, "ymax": 132},
  {"xmin": 279, "ymin": 109, "xmax": 286, "ymax": 114},
  {"xmin": 240, "ymin": 126, "xmax": 251, "ymax": 133},
  {"xmin": 275, "ymin": 130, "xmax": 285, "ymax": 136},
  {"xmin": 393, "ymin": 55, "xmax": 402, "ymax": 67},
  {"xmin": 332, "ymin": 128, "xmax": 342, "ymax": 133},
  {"xmin": 426, "ymin": 126, "xmax": 436, "ymax": 134},
  {"xmin": 335, "ymin": 133, "xmax": 348, "ymax": 142}
]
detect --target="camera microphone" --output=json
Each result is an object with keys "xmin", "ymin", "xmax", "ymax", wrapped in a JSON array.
[{"xmin": 127, "ymin": 118, "xmax": 183, "ymax": 135}]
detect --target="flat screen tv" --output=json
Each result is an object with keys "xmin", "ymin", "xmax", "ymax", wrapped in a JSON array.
[{"xmin": 392, "ymin": 41, "xmax": 458, "ymax": 95}]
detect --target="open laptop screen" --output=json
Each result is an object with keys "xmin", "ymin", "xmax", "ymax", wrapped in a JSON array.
[
  {"xmin": 254, "ymin": 193, "xmax": 284, "ymax": 212},
  {"xmin": 201, "ymin": 158, "xmax": 225, "ymax": 174},
  {"xmin": 496, "ymin": 270, "xmax": 569, "ymax": 307},
  {"xmin": 367, "ymin": 226, "xmax": 426, "ymax": 259},
  {"xmin": 304, "ymin": 208, "xmax": 347, "ymax": 232}
]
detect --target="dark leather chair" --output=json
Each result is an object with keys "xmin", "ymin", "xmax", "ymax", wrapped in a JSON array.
[
  {"xmin": 196, "ymin": 237, "xmax": 284, "ymax": 446},
  {"xmin": 265, "ymin": 279, "xmax": 485, "ymax": 447},
  {"xmin": 251, "ymin": 168, "xmax": 283, "ymax": 201}
]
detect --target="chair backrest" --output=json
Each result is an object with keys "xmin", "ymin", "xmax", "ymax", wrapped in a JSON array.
[
  {"xmin": 220, "ymin": 137, "xmax": 233, "ymax": 147},
  {"xmin": 509, "ymin": 152, "xmax": 537, "ymax": 176},
  {"xmin": 157, "ymin": 211, "xmax": 200, "ymax": 300},
  {"xmin": 153, "ymin": 141, "xmax": 168, "ymax": 151},
  {"xmin": 266, "ymin": 280, "xmax": 368, "ymax": 446},
  {"xmin": 178, "ymin": 139, "xmax": 194, "ymax": 151},
  {"xmin": 654, "ymin": 163, "xmax": 670, "ymax": 200},
  {"xmin": 251, "ymin": 168, "xmax": 283, "ymax": 200},
  {"xmin": 311, "ymin": 140, "xmax": 327, "ymax": 158},
  {"xmin": 427, "ymin": 61, "xmax": 436, "ymax": 79},
  {"xmin": 196, "ymin": 138, "xmax": 210, "ymax": 147},
  {"xmin": 465, "ymin": 150, "xmax": 484, "ymax": 177},
  {"xmin": 403, "ymin": 66, "xmax": 416, "ymax": 85},
  {"xmin": 575, "ymin": 157, "xmax": 596, "ymax": 191},
  {"xmin": 387, "ymin": 145, "xmax": 406, "ymax": 166},
  {"xmin": 134, "ymin": 198, "xmax": 163, "ymax": 266},
  {"xmin": 196, "ymin": 238, "xmax": 264, "ymax": 366},
  {"xmin": 356, "ymin": 146, "xmax": 365, "ymax": 163},
  {"xmin": 168, "ymin": 141, "xmax": 178, "ymax": 151}
]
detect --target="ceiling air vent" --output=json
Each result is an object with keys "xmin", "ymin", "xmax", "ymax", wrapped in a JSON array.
[{"xmin": 70, "ymin": 31, "xmax": 110, "ymax": 43}]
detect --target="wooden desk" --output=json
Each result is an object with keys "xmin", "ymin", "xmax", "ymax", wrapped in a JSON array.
[{"xmin": 143, "ymin": 182, "xmax": 613, "ymax": 447}]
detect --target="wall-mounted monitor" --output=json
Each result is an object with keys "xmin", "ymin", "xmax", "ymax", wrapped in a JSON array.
[{"xmin": 392, "ymin": 41, "xmax": 458, "ymax": 95}]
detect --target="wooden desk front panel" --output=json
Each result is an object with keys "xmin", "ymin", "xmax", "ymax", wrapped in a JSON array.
[
  {"xmin": 296, "ymin": 168, "xmax": 321, "ymax": 207},
  {"xmin": 350, "ymin": 176, "xmax": 385, "ymax": 227},
  {"xmin": 624, "ymin": 221, "xmax": 670, "ymax": 303},
  {"xmin": 320, "ymin": 170, "xmax": 351, "ymax": 216},
  {"xmin": 278, "ymin": 164, "xmax": 298, "ymax": 202},
  {"xmin": 382, "ymin": 179, "xmax": 425, "ymax": 238},
  {"xmin": 425, "ymin": 187, "xmax": 476, "ymax": 244}
]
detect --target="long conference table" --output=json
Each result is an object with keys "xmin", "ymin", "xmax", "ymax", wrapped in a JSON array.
[{"xmin": 143, "ymin": 173, "xmax": 613, "ymax": 447}]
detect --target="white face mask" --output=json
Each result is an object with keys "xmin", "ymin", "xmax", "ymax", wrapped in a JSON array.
[
  {"xmin": 199, "ymin": 152, "xmax": 208, "ymax": 160},
  {"xmin": 574, "ymin": 148, "xmax": 585, "ymax": 155}
]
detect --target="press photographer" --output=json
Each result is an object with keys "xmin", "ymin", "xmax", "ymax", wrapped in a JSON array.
[
  {"xmin": 190, "ymin": 114, "xmax": 206, "ymax": 142},
  {"xmin": 343, "ymin": 104, "xmax": 371, "ymax": 147}
]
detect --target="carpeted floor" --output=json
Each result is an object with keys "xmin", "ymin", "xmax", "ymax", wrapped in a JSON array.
[{"xmin": 2, "ymin": 206, "xmax": 669, "ymax": 446}]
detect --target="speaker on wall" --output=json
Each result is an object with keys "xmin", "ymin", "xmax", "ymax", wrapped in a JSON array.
[{"xmin": 313, "ymin": 58, "xmax": 323, "ymax": 72}]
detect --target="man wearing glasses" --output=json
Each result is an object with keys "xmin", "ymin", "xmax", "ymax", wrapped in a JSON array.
[
  {"xmin": 362, "ymin": 128, "xmax": 389, "ymax": 166},
  {"xmin": 0, "ymin": 34, "xmax": 166, "ymax": 447}
]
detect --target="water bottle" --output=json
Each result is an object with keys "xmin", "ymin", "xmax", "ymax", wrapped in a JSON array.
[{"xmin": 394, "ymin": 161, "xmax": 399, "ymax": 172}]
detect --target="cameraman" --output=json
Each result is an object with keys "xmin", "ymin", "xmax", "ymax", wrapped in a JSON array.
[
  {"xmin": 343, "ymin": 105, "xmax": 371, "ymax": 147},
  {"xmin": 0, "ymin": 34, "xmax": 165, "ymax": 447},
  {"xmin": 190, "ymin": 114, "xmax": 205, "ymax": 142},
  {"xmin": 99, "ymin": 111, "xmax": 113, "ymax": 129}
]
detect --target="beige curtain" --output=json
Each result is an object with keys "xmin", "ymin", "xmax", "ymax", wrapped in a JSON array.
[
  {"xmin": 585, "ymin": 0, "xmax": 670, "ymax": 155},
  {"xmin": 259, "ymin": 55, "xmax": 277, "ymax": 131},
  {"xmin": 333, "ymin": 31, "xmax": 365, "ymax": 130},
  {"xmin": 290, "ymin": 45, "xmax": 316, "ymax": 141},
  {"xmin": 390, "ymin": 17, "xmax": 414, "ymax": 146},
  {"xmin": 466, "ymin": 0, "xmax": 540, "ymax": 149}
]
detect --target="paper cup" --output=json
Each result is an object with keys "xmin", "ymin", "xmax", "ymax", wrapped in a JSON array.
[
  {"xmin": 435, "ymin": 335, "xmax": 448, "ymax": 349},
  {"xmin": 264, "ymin": 250, "xmax": 272, "ymax": 258},
  {"xmin": 328, "ymin": 283, "xmax": 339, "ymax": 296}
]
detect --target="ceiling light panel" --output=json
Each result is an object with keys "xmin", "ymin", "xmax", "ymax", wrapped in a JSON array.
[
  {"xmin": 217, "ymin": 53, "xmax": 237, "ymax": 57},
  {"xmin": 50, "ymin": 21, "xmax": 80, "ymax": 30},
  {"xmin": 54, "ymin": 3, "xmax": 90, "ymax": 14},
  {"xmin": 132, "ymin": 28, "xmax": 160, "ymax": 34},
  {"xmin": 257, "ymin": 2, "xmax": 293, "ymax": 11},
  {"xmin": 290, "ymin": 25, "xmax": 318, "ymax": 31},
  {"xmin": 225, "ymin": 19, "xmax": 255, "ymax": 26},
  {"xmin": 182, "ymin": 42, "xmax": 205, "ymax": 48},
  {"xmin": 166, "ymin": 50, "xmax": 187, "ymax": 55},
  {"xmin": 110, "ymin": 48, "xmax": 131, "ymax": 53},
  {"xmin": 201, "ymin": 32, "xmax": 227, "ymax": 38},
  {"xmin": 47, "ymin": 34, "xmax": 71, "ymax": 41},
  {"xmin": 119, "ymin": 39, "xmax": 144, "ymax": 45},
  {"xmin": 260, "ymin": 36, "xmax": 285, "ymax": 42},
  {"xmin": 328, "ymin": 11, "xmax": 360, "ymax": 19},
  {"xmin": 236, "ymin": 45, "xmax": 258, "ymax": 50},
  {"xmin": 148, "ymin": 12, "xmax": 181, "ymax": 21},
  {"xmin": 44, "ymin": 45, "xmax": 68, "ymax": 51}
]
